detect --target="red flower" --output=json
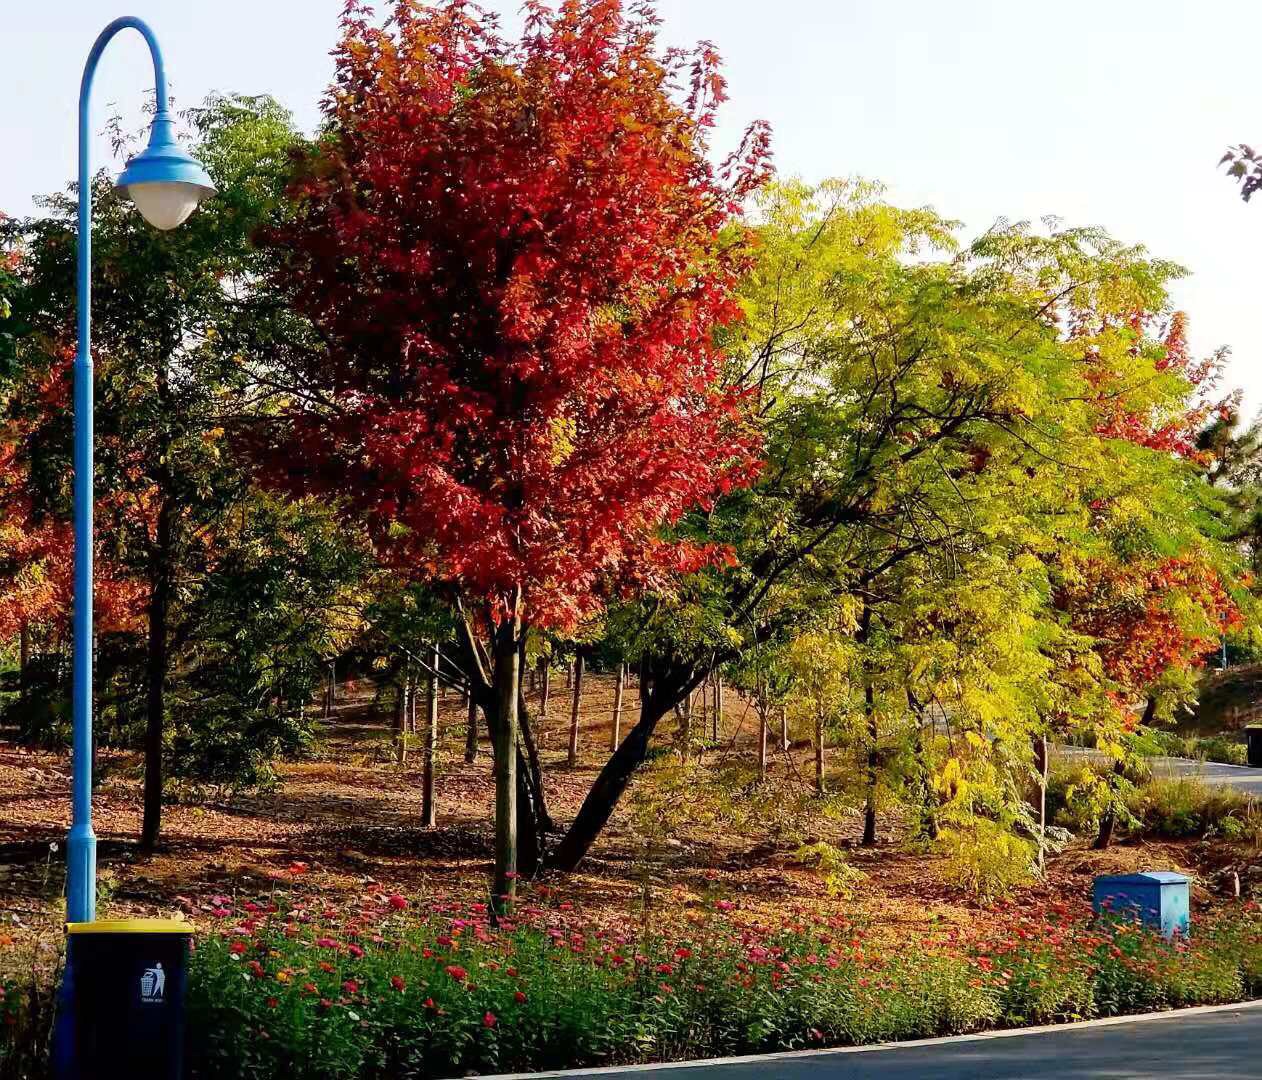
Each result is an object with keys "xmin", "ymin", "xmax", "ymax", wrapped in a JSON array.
[
  {"xmin": 514, "ymin": 990, "xmax": 527, "ymax": 1004},
  {"xmin": 391, "ymin": 976, "xmax": 406, "ymax": 992},
  {"xmin": 483, "ymin": 1011, "xmax": 498, "ymax": 1028},
  {"xmin": 342, "ymin": 979, "xmax": 359, "ymax": 995},
  {"xmin": 228, "ymin": 941, "xmax": 247, "ymax": 956},
  {"xmin": 266, "ymin": 997, "xmax": 279, "ymax": 1009},
  {"xmin": 445, "ymin": 964, "xmax": 468, "ymax": 982},
  {"xmin": 347, "ymin": 944, "xmax": 365, "ymax": 959},
  {"xmin": 287, "ymin": 862, "xmax": 309, "ymax": 876},
  {"xmin": 387, "ymin": 894, "xmax": 408, "ymax": 910}
]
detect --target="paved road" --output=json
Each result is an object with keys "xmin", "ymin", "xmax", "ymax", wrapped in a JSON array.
[
  {"xmin": 1056, "ymin": 746, "xmax": 1262, "ymax": 795},
  {"xmin": 490, "ymin": 1002, "xmax": 1262, "ymax": 1079}
]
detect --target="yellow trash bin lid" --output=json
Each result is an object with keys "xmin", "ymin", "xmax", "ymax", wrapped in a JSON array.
[{"xmin": 66, "ymin": 919, "xmax": 194, "ymax": 935}]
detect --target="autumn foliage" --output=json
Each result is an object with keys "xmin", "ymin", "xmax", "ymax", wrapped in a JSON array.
[
  {"xmin": 265, "ymin": 0, "xmax": 770, "ymax": 630},
  {"xmin": 0, "ymin": 351, "xmax": 144, "ymax": 642},
  {"xmin": 1057, "ymin": 554, "xmax": 1240, "ymax": 697}
]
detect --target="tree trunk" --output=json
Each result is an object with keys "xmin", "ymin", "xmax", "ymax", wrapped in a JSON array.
[
  {"xmin": 814, "ymin": 706, "xmax": 825, "ymax": 794},
  {"xmin": 421, "ymin": 644, "xmax": 439, "ymax": 827},
  {"xmin": 516, "ymin": 684, "xmax": 555, "ymax": 834},
  {"xmin": 18, "ymin": 623, "xmax": 28, "ymax": 700},
  {"xmin": 140, "ymin": 493, "xmax": 174, "ymax": 853},
  {"xmin": 394, "ymin": 676, "xmax": 408, "ymax": 766},
  {"xmin": 1094, "ymin": 698, "xmax": 1154, "ymax": 850},
  {"xmin": 860, "ymin": 606, "xmax": 878, "ymax": 847},
  {"xmin": 449, "ymin": 616, "xmax": 545, "ymax": 875},
  {"xmin": 492, "ymin": 597, "xmax": 523, "ymax": 912},
  {"xmin": 713, "ymin": 674, "xmax": 723, "ymax": 740},
  {"xmin": 779, "ymin": 705, "xmax": 789, "ymax": 751},
  {"xmin": 611, "ymin": 663, "xmax": 625, "ymax": 751},
  {"xmin": 550, "ymin": 693, "xmax": 673, "ymax": 872},
  {"xmin": 540, "ymin": 661, "xmax": 550, "ymax": 719},
  {"xmin": 465, "ymin": 694, "xmax": 479, "ymax": 763},
  {"xmin": 755, "ymin": 674, "xmax": 770, "ymax": 781},
  {"xmin": 568, "ymin": 652, "xmax": 584, "ymax": 767},
  {"xmin": 757, "ymin": 702, "xmax": 768, "ymax": 781},
  {"xmin": 677, "ymin": 691, "xmax": 694, "ymax": 759},
  {"xmin": 1092, "ymin": 755, "xmax": 1127, "ymax": 851},
  {"xmin": 1034, "ymin": 734, "xmax": 1048, "ymax": 871}
]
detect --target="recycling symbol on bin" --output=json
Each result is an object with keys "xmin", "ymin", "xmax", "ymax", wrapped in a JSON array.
[{"xmin": 140, "ymin": 962, "xmax": 166, "ymax": 1003}]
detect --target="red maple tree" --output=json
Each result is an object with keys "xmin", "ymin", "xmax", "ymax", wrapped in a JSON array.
[
  {"xmin": 263, "ymin": 0, "xmax": 770, "ymax": 904},
  {"xmin": 1058, "ymin": 554, "xmax": 1239, "ymax": 703},
  {"xmin": 0, "ymin": 352, "xmax": 146, "ymax": 651}
]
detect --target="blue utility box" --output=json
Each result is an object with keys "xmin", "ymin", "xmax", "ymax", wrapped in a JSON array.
[{"xmin": 1092, "ymin": 871, "xmax": 1190, "ymax": 939}]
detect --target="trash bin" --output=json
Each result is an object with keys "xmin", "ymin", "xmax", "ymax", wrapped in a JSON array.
[
  {"xmin": 57, "ymin": 919, "xmax": 194, "ymax": 1080},
  {"xmin": 1246, "ymin": 725, "xmax": 1262, "ymax": 767},
  {"xmin": 1092, "ymin": 871, "xmax": 1190, "ymax": 939}
]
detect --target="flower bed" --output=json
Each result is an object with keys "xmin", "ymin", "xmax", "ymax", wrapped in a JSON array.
[{"xmin": 178, "ymin": 891, "xmax": 1262, "ymax": 1079}]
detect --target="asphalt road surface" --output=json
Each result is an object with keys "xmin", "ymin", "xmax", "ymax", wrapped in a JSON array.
[
  {"xmin": 1056, "ymin": 745, "xmax": 1262, "ymax": 795},
  {"xmin": 492, "ymin": 1002, "xmax": 1262, "ymax": 1080}
]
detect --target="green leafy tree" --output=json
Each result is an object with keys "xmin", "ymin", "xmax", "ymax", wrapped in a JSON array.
[{"xmin": 0, "ymin": 94, "xmax": 328, "ymax": 844}]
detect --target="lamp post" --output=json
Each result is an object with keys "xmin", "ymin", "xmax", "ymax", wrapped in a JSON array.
[{"xmin": 68, "ymin": 17, "xmax": 214, "ymax": 925}]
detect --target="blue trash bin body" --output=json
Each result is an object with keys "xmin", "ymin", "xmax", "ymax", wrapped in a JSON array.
[
  {"xmin": 1092, "ymin": 871, "xmax": 1190, "ymax": 938},
  {"xmin": 54, "ymin": 919, "xmax": 194, "ymax": 1080}
]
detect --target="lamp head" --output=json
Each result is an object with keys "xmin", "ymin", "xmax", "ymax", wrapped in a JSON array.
[{"xmin": 116, "ymin": 112, "xmax": 215, "ymax": 230}]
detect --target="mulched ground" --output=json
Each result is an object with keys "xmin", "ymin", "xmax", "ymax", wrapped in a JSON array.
[{"xmin": 0, "ymin": 672, "xmax": 1249, "ymax": 944}]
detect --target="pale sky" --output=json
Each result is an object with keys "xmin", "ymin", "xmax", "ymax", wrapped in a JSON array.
[{"xmin": 4, "ymin": 1, "xmax": 1261, "ymax": 412}]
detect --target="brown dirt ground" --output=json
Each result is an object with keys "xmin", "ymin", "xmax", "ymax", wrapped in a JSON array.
[{"xmin": 1, "ymin": 672, "xmax": 1255, "ymax": 945}]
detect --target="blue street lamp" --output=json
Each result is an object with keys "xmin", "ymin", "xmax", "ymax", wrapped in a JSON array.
[{"xmin": 68, "ymin": 17, "xmax": 214, "ymax": 924}]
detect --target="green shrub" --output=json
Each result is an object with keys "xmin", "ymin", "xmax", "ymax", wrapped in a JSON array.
[
  {"xmin": 935, "ymin": 821, "xmax": 1036, "ymax": 900},
  {"xmin": 1129, "ymin": 776, "xmax": 1255, "ymax": 840},
  {"xmin": 1050, "ymin": 765, "xmax": 1261, "ymax": 842},
  {"xmin": 0, "ymin": 933, "xmax": 59, "ymax": 1080},
  {"xmin": 1136, "ymin": 730, "xmax": 1247, "ymax": 767}
]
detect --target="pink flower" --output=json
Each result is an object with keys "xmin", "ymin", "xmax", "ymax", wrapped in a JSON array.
[
  {"xmin": 315, "ymin": 937, "xmax": 339, "ymax": 950},
  {"xmin": 387, "ymin": 894, "xmax": 408, "ymax": 910},
  {"xmin": 483, "ymin": 1011, "xmax": 498, "ymax": 1028}
]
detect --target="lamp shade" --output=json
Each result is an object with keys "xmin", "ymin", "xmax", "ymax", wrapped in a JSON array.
[{"xmin": 116, "ymin": 112, "xmax": 215, "ymax": 230}]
